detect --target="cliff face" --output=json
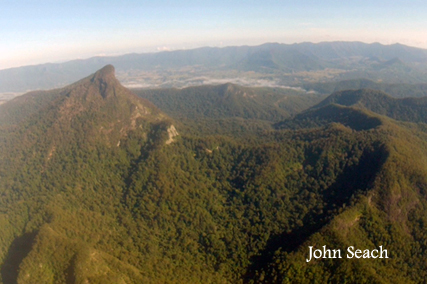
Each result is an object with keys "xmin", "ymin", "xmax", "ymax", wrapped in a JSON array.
[{"xmin": 165, "ymin": 125, "xmax": 179, "ymax": 145}]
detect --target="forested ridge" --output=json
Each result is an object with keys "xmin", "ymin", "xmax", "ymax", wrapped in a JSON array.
[
  {"xmin": 314, "ymin": 88, "xmax": 427, "ymax": 123},
  {"xmin": 132, "ymin": 83, "xmax": 323, "ymax": 137},
  {"xmin": 1, "ymin": 66, "xmax": 427, "ymax": 283},
  {"xmin": 302, "ymin": 78, "xmax": 427, "ymax": 98}
]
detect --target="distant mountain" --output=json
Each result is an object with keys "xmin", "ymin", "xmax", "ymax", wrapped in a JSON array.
[
  {"xmin": 294, "ymin": 42, "xmax": 427, "ymax": 62},
  {"xmin": 2, "ymin": 41, "xmax": 427, "ymax": 93},
  {"xmin": 234, "ymin": 47, "xmax": 324, "ymax": 72}
]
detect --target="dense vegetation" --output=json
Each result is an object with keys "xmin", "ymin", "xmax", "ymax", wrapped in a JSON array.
[
  {"xmin": 2, "ymin": 65, "xmax": 427, "ymax": 283},
  {"xmin": 133, "ymin": 84, "xmax": 321, "ymax": 121},
  {"xmin": 314, "ymin": 89, "xmax": 427, "ymax": 123},
  {"xmin": 133, "ymin": 83, "xmax": 322, "ymax": 137}
]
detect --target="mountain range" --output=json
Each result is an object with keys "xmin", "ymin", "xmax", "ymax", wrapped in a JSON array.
[
  {"xmin": 2, "ymin": 65, "xmax": 427, "ymax": 283},
  {"xmin": 2, "ymin": 42, "xmax": 427, "ymax": 93}
]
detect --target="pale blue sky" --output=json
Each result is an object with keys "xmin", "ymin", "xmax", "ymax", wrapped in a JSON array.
[{"xmin": 1, "ymin": 0, "xmax": 427, "ymax": 69}]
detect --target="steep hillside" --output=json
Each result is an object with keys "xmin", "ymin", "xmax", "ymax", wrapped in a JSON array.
[
  {"xmin": 254, "ymin": 120, "xmax": 427, "ymax": 283},
  {"xmin": 0, "ymin": 65, "xmax": 165, "ymax": 124},
  {"xmin": 0, "ymin": 65, "xmax": 186, "ymax": 283},
  {"xmin": 263, "ymin": 93, "xmax": 427, "ymax": 283}
]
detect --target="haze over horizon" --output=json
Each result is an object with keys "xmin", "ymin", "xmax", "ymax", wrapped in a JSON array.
[{"xmin": 2, "ymin": 0, "xmax": 427, "ymax": 69}]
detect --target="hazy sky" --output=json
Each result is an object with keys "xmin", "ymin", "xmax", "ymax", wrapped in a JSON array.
[{"xmin": 1, "ymin": 0, "xmax": 427, "ymax": 69}]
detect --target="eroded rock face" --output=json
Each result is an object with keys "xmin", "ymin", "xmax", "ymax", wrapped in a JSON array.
[{"xmin": 165, "ymin": 125, "xmax": 179, "ymax": 145}]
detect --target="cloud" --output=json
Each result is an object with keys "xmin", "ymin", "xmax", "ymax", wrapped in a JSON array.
[{"xmin": 157, "ymin": 46, "xmax": 172, "ymax": 51}]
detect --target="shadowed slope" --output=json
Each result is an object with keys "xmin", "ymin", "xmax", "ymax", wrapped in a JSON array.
[{"xmin": 315, "ymin": 89, "xmax": 427, "ymax": 123}]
